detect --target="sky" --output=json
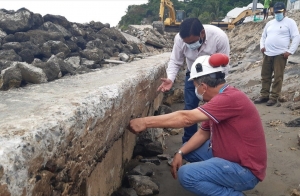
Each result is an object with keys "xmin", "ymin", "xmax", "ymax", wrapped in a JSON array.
[{"xmin": 0, "ymin": 0, "xmax": 148, "ymax": 27}]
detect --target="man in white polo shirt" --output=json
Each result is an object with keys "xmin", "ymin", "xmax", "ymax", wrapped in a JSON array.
[
  {"xmin": 157, "ymin": 18, "xmax": 230, "ymax": 143},
  {"xmin": 254, "ymin": 2, "xmax": 300, "ymax": 106}
]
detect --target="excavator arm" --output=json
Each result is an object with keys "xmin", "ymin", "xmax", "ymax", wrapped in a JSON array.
[
  {"xmin": 230, "ymin": 9, "xmax": 261, "ymax": 25},
  {"xmin": 211, "ymin": 9, "xmax": 262, "ymax": 30}
]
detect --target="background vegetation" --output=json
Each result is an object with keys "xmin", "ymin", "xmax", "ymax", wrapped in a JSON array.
[{"xmin": 118, "ymin": 0, "xmax": 286, "ymax": 29}]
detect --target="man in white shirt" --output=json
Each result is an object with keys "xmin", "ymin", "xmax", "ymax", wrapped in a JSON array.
[
  {"xmin": 255, "ymin": 2, "xmax": 300, "ymax": 106},
  {"xmin": 157, "ymin": 18, "xmax": 230, "ymax": 143}
]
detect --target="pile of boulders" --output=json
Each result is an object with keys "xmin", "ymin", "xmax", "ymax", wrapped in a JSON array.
[
  {"xmin": 124, "ymin": 25, "xmax": 176, "ymax": 52},
  {"xmin": 0, "ymin": 8, "xmax": 174, "ymax": 91}
]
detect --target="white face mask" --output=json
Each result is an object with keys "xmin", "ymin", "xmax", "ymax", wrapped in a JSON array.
[
  {"xmin": 195, "ymin": 86, "xmax": 205, "ymax": 101},
  {"xmin": 187, "ymin": 40, "xmax": 202, "ymax": 50}
]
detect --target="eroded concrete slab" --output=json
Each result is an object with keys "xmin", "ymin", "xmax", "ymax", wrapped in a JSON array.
[{"xmin": 0, "ymin": 53, "xmax": 170, "ymax": 195}]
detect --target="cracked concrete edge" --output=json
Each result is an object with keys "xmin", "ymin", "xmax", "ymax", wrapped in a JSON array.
[{"xmin": 0, "ymin": 52, "xmax": 171, "ymax": 195}]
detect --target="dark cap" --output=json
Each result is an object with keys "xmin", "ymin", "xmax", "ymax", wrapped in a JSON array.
[{"xmin": 274, "ymin": 2, "xmax": 285, "ymax": 13}]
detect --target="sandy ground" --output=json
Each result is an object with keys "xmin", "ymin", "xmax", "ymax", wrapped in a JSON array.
[{"xmin": 147, "ymin": 98, "xmax": 300, "ymax": 196}]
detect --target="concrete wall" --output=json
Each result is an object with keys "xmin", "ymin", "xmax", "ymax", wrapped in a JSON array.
[{"xmin": 0, "ymin": 53, "xmax": 170, "ymax": 196}]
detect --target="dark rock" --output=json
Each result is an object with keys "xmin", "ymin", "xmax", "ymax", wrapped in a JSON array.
[
  {"xmin": 81, "ymin": 58, "xmax": 96, "ymax": 69},
  {"xmin": 99, "ymin": 27, "xmax": 127, "ymax": 44},
  {"xmin": 0, "ymin": 49, "xmax": 22, "ymax": 61},
  {"xmin": 69, "ymin": 24, "xmax": 86, "ymax": 37},
  {"xmin": 26, "ymin": 30, "xmax": 65, "ymax": 45},
  {"xmin": 17, "ymin": 62, "xmax": 47, "ymax": 84},
  {"xmin": 2, "ymin": 42, "xmax": 22, "ymax": 53},
  {"xmin": 0, "ymin": 29, "xmax": 7, "ymax": 38},
  {"xmin": 39, "ymin": 21, "xmax": 72, "ymax": 39},
  {"xmin": 43, "ymin": 40, "xmax": 71, "ymax": 56},
  {"xmin": 65, "ymin": 40, "xmax": 79, "ymax": 52},
  {"xmin": 64, "ymin": 56, "xmax": 80, "ymax": 69},
  {"xmin": 89, "ymin": 21, "xmax": 105, "ymax": 31},
  {"xmin": 32, "ymin": 13, "xmax": 44, "ymax": 28},
  {"xmin": 104, "ymin": 23, "xmax": 110, "ymax": 28},
  {"xmin": 56, "ymin": 58, "xmax": 76, "ymax": 76},
  {"xmin": 103, "ymin": 47, "xmax": 118, "ymax": 57},
  {"xmin": 94, "ymin": 32, "xmax": 110, "ymax": 42},
  {"xmin": 128, "ymin": 165, "xmax": 154, "ymax": 177},
  {"xmin": 115, "ymin": 42, "xmax": 124, "ymax": 52},
  {"xmin": 285, "ymin": 118, "xmax": 300, "ymax": 127},
  {"xmin": 43, "ymin": 14, "xmax": 71, "ymax": 29},
  {"xmin": 18, "ymin": 49, "xmax": 35, "ymax": 63},
  {"xmin": 40, "ymin": 43, "xmax": 52, "ymax": 58},
  {"xmin": 55, "ymin": 52, "xmax": 66, "ymax": 59},
  {"xmin": 0, "ymin": 8, "xmax": 41, "ymax": 34},
  {"xmin": 32, "ymin": 56, "xmax": 61, "ymax": 81},
  {"xmin": 86, "ymin": 39, "xmax": 104, "ymax": 50},
  {"xmin": 129, "ymin": 43, "xmax": 141, "ymax": 54},
  {"xmin": 105, "ymin": 39, "xmax": 115, "ymax": 47},
  {"xmin": 113, "ymin": 188, "xmax": 138, "ymax": 196},
  {"xmin": 145, "ymin": 141, "xmax": 163, "ymax": 156},
  {"xmin": 156, "ymin": 105, "xmax": 173, "ymax": 115},
  {"xmin": 80, "ymin": 48, "xmax": 103, "ymax": 63},
  {"xmin": 290, "ymin": 103, "xmax": 300, "ymax": 111},
  {"xmin": 2, "ymin": 34, "xmax": 15, "ymax": 43},
  {"xmin": 0, "ymin": 64, "xmax": 22, "ymax": 90},
  {"xmin": 127, "ymin": 175, "xmax": 159, "ymax": 196},
  {"xmin": 14, "ymin": 32, "xmax": 30, "ymax": 42},
  {"xmin": 133, "ymin": 144, "xmax": 145, "ymax": 157},
  {"xmin": 140, "ymin": 158, "xmax": 161, "ymax": 165},
  {"xmin": 71, "ymin": 36, "xmax": 87, "ymax": 50},
  {"xmin": 19, "ymin": 41, "xmax": 41, "ymax": 56},
  {"xmin": 0, "ymin": 60, "xmax": 13, "ymax": 72}
]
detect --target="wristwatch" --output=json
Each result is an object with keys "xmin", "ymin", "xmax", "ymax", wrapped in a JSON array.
[{"xmin": 176, "ymin": 150, "xmax": 184, "ymax": 156}]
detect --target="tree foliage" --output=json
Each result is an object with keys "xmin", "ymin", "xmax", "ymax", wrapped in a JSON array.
[{"xmin": 118, "ymin": 0, "xmax": 266, "ymax": 29}]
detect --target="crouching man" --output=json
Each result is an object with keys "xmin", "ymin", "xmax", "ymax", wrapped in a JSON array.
[{"xmin": 128, "ymin": 53, "xmax": 267, "ymax": 196}]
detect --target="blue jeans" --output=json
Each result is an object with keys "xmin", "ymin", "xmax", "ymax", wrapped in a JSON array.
[
  {"xmin": 178, "ymin": 140, "xmax": 259, "ymax": 196},
  {"xmin": 183, "ymin": 74, "xmax": 200, "ymax": 143}
]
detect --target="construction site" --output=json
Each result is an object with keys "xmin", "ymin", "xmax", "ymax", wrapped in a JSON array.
[{"xmin": 0, "ymin": 0, "xmax": 300, "ymax": 196}]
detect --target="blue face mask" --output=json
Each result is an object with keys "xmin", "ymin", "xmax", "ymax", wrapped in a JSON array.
[
  {"xmin": 275, "ymin": 13, "xmax": 284, "ymax": 21},
  {"xmin": 187, "ymin": 40, "xmax": 202, "ymax": 50}
]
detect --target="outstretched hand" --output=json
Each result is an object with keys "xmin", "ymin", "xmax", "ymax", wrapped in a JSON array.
[
  {"xmin": 128, "ymin": 118, "xmax": 147, "ymax": 134},
  {"xmin": 157, "ymin": 78, "xmax": 173, "ymax": 92},
  {"xmin": 171, "ymin": 153, "xmax": 183, "ymax": 179}
]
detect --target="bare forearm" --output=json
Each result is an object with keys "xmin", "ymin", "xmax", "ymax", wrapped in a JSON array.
[
  {"xmin": 128, "ymin": 108, "xmax": 209, "ymax": 134},
  {"xmin": 179, "ymin": 129, "xmax": 210, "ymax": 155},
  {"xmin": 145, "ymin": 110, "xmax": 194, "ymax": 128}
]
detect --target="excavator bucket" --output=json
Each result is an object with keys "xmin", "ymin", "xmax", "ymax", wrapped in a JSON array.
[
  {"xmin": 153, "ymin": 21, "xmax": 165, "ymax": 34},
  {"xmin": 153, "ymin": 21, "xmax": 180, "ymax": 34},
  {"xmin": 164, "ymin": 25, "xmax": 180, "ymax": 32}
]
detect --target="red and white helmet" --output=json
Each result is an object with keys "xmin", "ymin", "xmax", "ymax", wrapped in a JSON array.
[{"xmin": 188, "ymin": 53, "xmax": 229, "ymax": 81}]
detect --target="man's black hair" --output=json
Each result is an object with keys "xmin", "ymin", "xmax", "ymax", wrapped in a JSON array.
[
  {"xmin": 179, "ymin": 18, "xmax": 204, "ymax": 39},
  {"xmin": 194, "ymin": 73, "xmax": 226, "ymax": 88}
]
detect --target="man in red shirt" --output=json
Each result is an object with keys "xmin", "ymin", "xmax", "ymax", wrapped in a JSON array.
[{"xmin": 128, "ymin": 54, "xmax": 267, "ymax": 196}]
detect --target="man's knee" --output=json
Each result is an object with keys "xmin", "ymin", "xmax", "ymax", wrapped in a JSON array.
[
  {"xmin": 178, "ymin": 165, "xmax": 193, "ymax": 188},
  {"xmin": 178, "ymin": 164, "xmax": 203, "ymax": 187}
]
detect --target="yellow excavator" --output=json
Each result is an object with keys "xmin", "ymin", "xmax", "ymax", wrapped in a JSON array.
[
  {"xmin": 210, "ymin": 9, "xmax": 262, "ymax": 30},
  {"xmin": 152, "ymin": 0, "xmax": 185, "ymax": 34}
]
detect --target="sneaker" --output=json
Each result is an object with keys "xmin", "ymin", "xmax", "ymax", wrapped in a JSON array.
[
  {"xmin": 266, "ymin": 99, "xmax": 277, "ymax": 106},
  {"xmin": 254, "ymin": 97, "xmax": 269, "ymax": 104}
]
